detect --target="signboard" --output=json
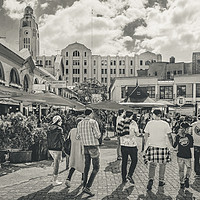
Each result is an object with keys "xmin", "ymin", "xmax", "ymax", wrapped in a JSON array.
[
  {"xmin": 32, "ymin": 84, "xmax": 46, "ymax": 91},
  {"xmin": 92, "ymin": 94, "xmax": 102, "ymax": 103},
  {"xmin": 47, "ymin": 81, "xmax": 67, "ymax": 88},
  {"xmin": 177, "ymin": 96, "xmax": 185, "ymax": 106}
]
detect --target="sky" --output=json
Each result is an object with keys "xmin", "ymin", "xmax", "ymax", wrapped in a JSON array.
[{"xmin": 0, "ymin": 0, "xmax": 199, "ymax": 62}]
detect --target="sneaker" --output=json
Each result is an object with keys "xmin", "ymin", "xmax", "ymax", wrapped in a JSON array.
[
  {"xmin": 122, "ymin": 179, "xmax": 128, "ymax": 184},
  {"xmin": 127, "ymin": 175, "xmax": 135, "ymax": 184},
  {"xmin": 82, "ymin": 187, "xmax": 95, "ymax": 197},
  {"xmin": 184, "ymin": 178, "xmax": 189, "ymax": 188},
  {"xmin": 147, "ymin": 179, "xmax": 153, "ymax": 190},
  {"xmin": 117, "ymin": 156, "xmax": 122, "ymax": 160},
  {"xmin": 158, "ymin": 181, "xmax": 165, "ymax": 187},
  {"xmin": 65, "ymin": 179, "xmax": 71, "ymax": 188},
  {"xmin": 180, "ymin": 183, "xmax": 185, "ymax": 189},
  {"xmin": 53, "ymin": 180, "xmax": 62, "ymax": 186}
]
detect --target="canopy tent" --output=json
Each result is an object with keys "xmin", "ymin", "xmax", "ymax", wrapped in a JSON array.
[
  {"xmin": 120, "ymin": 102, "xmax": 166, "ymax": 108},
  {"xmin": 156, "ymin": 100, "xmax": 174, "ymax": 106},
  {"xmin": 13, "ymin": 92, "xmax": 85, "ymax": 110},
  {"xmin": 88, "ymin": 100, "xmax": 132, "ymax": 111}
]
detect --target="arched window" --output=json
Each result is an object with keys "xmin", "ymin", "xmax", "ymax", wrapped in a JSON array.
[
  {"xmin": 0, "ymin": 62, "xmax": 5, "ymax": 81},
  {"xmin": 34, "ymin": 78, "xmax": 39, "ymax": 84},
  {"xmin": 10, "ymin": 68, "xmax": 20, "ymax": 85},
  {"xmin": 73, "ymin": 50, "xmax": 80, "ymax": 57},
  {"xmin": 23, "ymin": 75, "xmax": 29, "ymax": 92}
]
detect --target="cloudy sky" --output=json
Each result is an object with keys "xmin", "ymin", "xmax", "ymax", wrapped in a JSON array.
[{"xmin": 0, "ymin": 0, "xmax": 199, "ymax": 62}]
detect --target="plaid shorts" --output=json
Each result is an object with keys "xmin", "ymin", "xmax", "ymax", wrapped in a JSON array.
[{"xmin": 143, "ymin": 146, "xmax": 171, "ymax": 164}]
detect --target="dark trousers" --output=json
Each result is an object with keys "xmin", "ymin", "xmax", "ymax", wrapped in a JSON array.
[
  {"xmin": 67, "ymin": 167, "xmax": 84, "ymax": 181},
  {"xmin": 194, "ymin": 146, "xmax": 200, "ymax": 175},
  {"xmin": 121, "ymin": 146, "xmax": 138, "ymax": 181},
  {"xmin": 83, "ymin": 146, "xmax": 100, "ymax": 188}
]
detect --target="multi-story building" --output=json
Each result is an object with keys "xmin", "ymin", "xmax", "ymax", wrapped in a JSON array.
[
  {"xmin": 19, "ymin": 6, "xmax": 39, "ymax": 60},
  {"xmin": 192, "ymin": 52, "xmax": 200, "ymax": 74}
]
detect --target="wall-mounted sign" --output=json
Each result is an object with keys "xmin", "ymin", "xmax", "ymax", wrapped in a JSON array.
[
  {"xmin": 47, "ymin": 81, "xmax": 67, "ymax": 88},
  {"xmin": 177, "ymin": 96, "xmax": 185, "ymax": 106}
]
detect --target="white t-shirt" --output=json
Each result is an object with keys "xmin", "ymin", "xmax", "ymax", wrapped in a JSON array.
[
  {"xmin": 144, "ymin": 119, "xmax": 172, "ymax": 148},
  {"xmin": 191, "ymin": 121, "xmax": 200, "ymax": 146}
]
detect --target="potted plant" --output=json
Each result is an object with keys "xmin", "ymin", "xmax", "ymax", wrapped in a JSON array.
[{"xmin": 8, "ymin": 112, "xmax": 36, "ymax": 163}]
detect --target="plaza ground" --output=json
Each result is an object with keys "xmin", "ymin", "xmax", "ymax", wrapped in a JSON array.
[{"xmin": 0, "ymin": 131, "xmax": 200, "ymax": 200}]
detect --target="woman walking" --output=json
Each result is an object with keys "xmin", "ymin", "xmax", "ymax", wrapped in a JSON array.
[{"xmin": 65, "ymin": 117, "xmax": 85, "ymax": 187}]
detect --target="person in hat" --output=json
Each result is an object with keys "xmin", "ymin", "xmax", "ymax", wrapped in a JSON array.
[
  {"xmin": 173, "ymin": 122, "xmax": 193, "ymax": 190},
  {"xmin": 47, "ymin": 115, "xmax": 65, "ymax": 186},
  {"xmin": 117, "ymin": 110, "xmax": 139, "ymax": 184},
  {"xmin": 143, "ymin": 109, "xmax": 174, "ymax": 190},
  {"xmin": 76, "ymin": 108, "xmax": 101, "ymax": 197},
  {"xmin": 190, "ymin": 114, "xmax": 200, "ymax": 177}
]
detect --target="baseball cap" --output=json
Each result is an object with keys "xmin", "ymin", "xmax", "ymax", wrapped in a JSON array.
[{"xmin": 52, "ymin": 115, "xmax": 62, "ymax": 124}]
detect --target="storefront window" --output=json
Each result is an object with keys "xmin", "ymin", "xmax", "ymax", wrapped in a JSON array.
[
  {"xmin": 160, "ymin": 86, "xmax": 173, "ymax": 99},
  {"xmin": 177, "ymin": 85, "xmax": 186, "ymax": 97},
  {"xmin": 147, "ymin": 86, "xmax": 155, "ymax": 98}
]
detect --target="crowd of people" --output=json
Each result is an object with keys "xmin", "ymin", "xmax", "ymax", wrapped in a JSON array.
[{"xmin": 46, "ymin": 107, "xmax": 200, "ymax": 197}]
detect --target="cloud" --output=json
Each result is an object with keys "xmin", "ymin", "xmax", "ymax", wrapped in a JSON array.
[
  {"xmin": 40, "ymin": 2, "xmax": 49, "ymax": 10},
  {"xmin": 3, "ymin": 0, "xmax": 38, "ymax": 19}
]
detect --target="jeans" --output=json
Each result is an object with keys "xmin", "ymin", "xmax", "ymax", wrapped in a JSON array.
[
  {"xmin": 121, "ymin": 146, "xmax": 138, "ymax": 181},
  {"xmin": 67, "ymin": 167, "xmax": 84, "ymax": 181},
  {"xmin": 194, "ymin": 146, "xmax": 200, "ymax": 175},
  {"xmin": 117, "ymin": 136, "xmax": 122, "ymax": 158},
  {"xmin": 83, "ymin": 146, "xmax": 100, "ymax": 188},
  {"xmin": 177, "ymin": 157, "xmax": 191, "ymax": 183},
  {"xmin": 149, "ymin": 162, "xmax": 166, "ymax": 182},
  {"xmin": 49, "ymin": 150, "xmax": 62, "ymax": 175}
]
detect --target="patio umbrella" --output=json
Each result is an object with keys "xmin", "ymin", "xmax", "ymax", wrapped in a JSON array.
[{"xmin": 88, "ymin": 100, "xmax": 131, "ymax": 111}]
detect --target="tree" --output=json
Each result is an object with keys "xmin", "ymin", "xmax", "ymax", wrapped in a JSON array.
[{"xmin": 73, "ymin": 78, "xmax": 107, "ymax": 104}]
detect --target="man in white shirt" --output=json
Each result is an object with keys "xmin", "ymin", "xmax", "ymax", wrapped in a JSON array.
[
  {"xmin": 143, "ymin": 109, "xmax": 173, "ymax": 190},
  {"xmin": 190, "ymin": 115, "xmax": 200, "ymax": 177}
]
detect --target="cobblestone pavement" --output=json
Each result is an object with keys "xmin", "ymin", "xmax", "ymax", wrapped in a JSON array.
[{"xmin": 0, "ymin": 133, "xmax": 200, "ymax": 200}]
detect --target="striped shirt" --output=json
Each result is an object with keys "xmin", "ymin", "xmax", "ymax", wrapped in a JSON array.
[{"xmin": 76, "ymin": 117, "xmax": 101, "ymax": 146}]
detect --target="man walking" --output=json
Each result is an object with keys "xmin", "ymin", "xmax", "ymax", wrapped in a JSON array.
[
  {"xmin": 117, "ymin": 110, "xmax": 139, "ymax": 184},
  {"xmin": 190, "ymin": 115, "xmax": 200, "ymax": 177},
  {"xmin": 116, "ymin": 109, "xmax": 125, "ymax": 160},
  {"xmin": 76, "ymin": 108, "xmax": 101, "ymax": 197},
  {"xmin": 143, "ymin": 109, "xmax": 173, "ymax": 190}
]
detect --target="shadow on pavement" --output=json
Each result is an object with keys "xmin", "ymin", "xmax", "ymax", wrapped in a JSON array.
[
  {"xmin": 175, "ymin": 189, "xmax": 194, "ymax": 200},
  {"xmin": 137, "ymin": 186, "xmax": 173, "ymax": 200},
  {"xmin": 101, "ymin": 183, "xmax": 134, "ymax": 200},
  {"xmin": 191, "ymin": 176, "xmax": 200, "ymax": 192},
  {"xmin": 104, "ymin": 160, "xmax": 121, "ymax": 174},
  {"xmin": 17, "ymin": 184, "xmax": 84, "ymax": 200}
]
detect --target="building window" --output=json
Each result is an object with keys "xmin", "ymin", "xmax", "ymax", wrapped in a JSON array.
[
  {"xmin": 94, "ymin": 69, "xmax": 96, "ymax": 74},
  {"xmin": 167, "ymin": 71, "xmax": 170, "ymax": 79},
  {"xmin": 155, "ymin": 71, "xmax": 157, "ymax": 76},
  {"xmin": 123, "ymin": 69, "xmax": 125, "ymax": 74},
  {"xmin": 73, "ymin": 60, "xmax": 80, "ymax": 65},
  {"xmin": 160, "ymin": 86, "xmax": 173, "ymax": 99},
  {"xmin": 130, "ymin": 60, "xmax": 133, "ymax": 66},
  {"xmin": 114, "ymin": 60, "xmax": 116, "ymax": 65},
  {"xmin": 101, "ymin": 69, "xmax": 104, "ymax": 74},
  {"xmin": 196, "ymin": 84, "xmax": 200, "ymax": 97},
  {"xmin": 84, "ymin": 60, "xmax": 87, "ymax": 66},
  {"xmin": 73, "ymin": 50, "xmax": 80, "ymax": 57},
  {"xmin": 147, "ymin": 86, "xmax": 155, "ymax": 98},
  {"xmin": 110, "ymin": 60, "xmax": 113, "ymax": 66},
  {"xmin": 178, "ymin": 70, "xmax": 182, "ymax": 74},
  {"xmin": 119, "ymin": 60, "xmax": 122, "ymax": 66},
  {"xmin": 110, "ymin": 69, "xmax": 113, "ymax": 74},
  {"xmin": 66, "ymin": 52, "xmax": 68, "ymax": 57},
  {"xmin": 94, "ymin": 60, "xmax": 96, "ymax": 66},
  {"xmin": 177, "ymin": 85, "xmax": 186, "ymax": 97},
  {"xmin": 105, "ymin": 78, "xmax": 107, "ymax": 83},
  {"xmin": 104, "ymin": 60, "xmax": 107, "ymax": 66},
  {"xmin": 121, "ymin": 86, "xmax": 126, "ymax": 98},
  {"xmin": 84, "ymin": 52, "xmax": 87, "ymax": 57},
  {"xmin": 49, "ymin": 60, "xmax": 51, "ymax": 65},
  {"xmin": 140, "ymin": 60, "xmax": 143, "ymax": 65},
  {"xmin": 105, "ymin": 69, "xmax": 107, "ymax": 74},
  {"xmin": 131, "ymin": 69, "xmax": 133, "ymax": 74},
  {"xmin": 66, "ymin": 69, "xmax": 68, "ymax": 74},
  {"xmin": 173, "ymin": 70, "xmax": 176, "ymax": 75},
  {"xmin": 66, "ymin": 60, "xmax": 68, "ymax": 65},
  {"xmin": 84, "ymin": 69, "xmax": 87, "ymax": 74},
  {"xmin": 84, "ymin": 77, "xmax": 87, "ymax": 82},
  {"xmin": 114, "ymin": 69, "xmax": 116, "ymax": 74},
  {"xmin": 45, "ymin": 60, "xmax": 48, "ymax": 65}
]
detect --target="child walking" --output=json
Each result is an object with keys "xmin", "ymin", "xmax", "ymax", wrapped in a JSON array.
[{"xmin": 173, "ymin": 122, "xmax": 193, "ymax": 190}]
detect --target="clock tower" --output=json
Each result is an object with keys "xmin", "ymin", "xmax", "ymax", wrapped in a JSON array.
[{"xmin": 19, "ymin": 6, "xmax": 39, "ymax": 60}]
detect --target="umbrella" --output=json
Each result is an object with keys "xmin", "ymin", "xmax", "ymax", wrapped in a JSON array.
[
  {"xmin": 88, "ymin": 100, "xmax": 131, "ymax": 111},
  {"xmin": 120, "ymin": 102, "xmax": 166, "ymax": 108},
  {"xmin": 156, "ymin": 100, "xmax": 174, "ymax": 106}
]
